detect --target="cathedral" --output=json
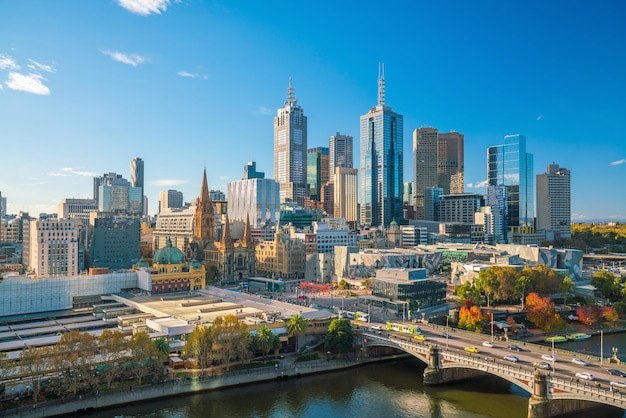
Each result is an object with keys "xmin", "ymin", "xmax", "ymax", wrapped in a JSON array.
[{"xmin": 187, "ymin": 168, "xmax": 256, "ymax": 284}]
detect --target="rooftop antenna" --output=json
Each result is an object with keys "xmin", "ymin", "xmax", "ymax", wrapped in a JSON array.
[
  {"xmin": 286, "ymin": 77, "xmax": 297, "ymax": 105},
  {"xmin": 377, "ymin": 62, "xmax": 385, "ymax": 106}
]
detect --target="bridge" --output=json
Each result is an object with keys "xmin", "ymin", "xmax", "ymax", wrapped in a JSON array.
[{"xmin": 362, "ymin": 331, "xmax": 626, "ymax": 418}]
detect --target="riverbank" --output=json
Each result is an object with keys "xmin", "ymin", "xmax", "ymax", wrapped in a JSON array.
[{"xmin": 0, "ymin": 353, "xmax": 406, "ymax": 418}]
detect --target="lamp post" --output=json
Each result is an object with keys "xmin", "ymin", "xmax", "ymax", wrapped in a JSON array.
[
  {"xmin": 446, "ymin": 315, "xmax": 449, "ymax": 348},
  {"xmin": 601, "ymin": 330, "xmax": 604, "ymax": 366}
]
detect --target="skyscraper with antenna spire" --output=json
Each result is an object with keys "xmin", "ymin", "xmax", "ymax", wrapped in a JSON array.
[
  {"xmin": 274, "ymin": 78, "xmax": 309, "ymax": 206},
  {"xmin": 359, "ymin": 63, "xmax": 404, "ymax": 227}
]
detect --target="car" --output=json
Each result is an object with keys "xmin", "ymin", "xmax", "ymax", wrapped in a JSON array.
[
  {"xmin": 611, "ymin": 381, "xmax": 626, "ymax": 389},
  {"xmin": 534, "ymin": 362, "xmax": 552, "ymax": 370},
  {"xmin": 464, "ymin": 346, "xmax": 479, "ymax": 353},
  {"xmin": 414, "ymin": 334, "xmax": 427, "ymax": 341},
  {"xmin": 541, "ymin": 354, "xmax": 556, "ymax": 362},
  {"xmin": 482, "ymin": 341, "xmax": 494, "ymax": 348},
  {"xmin": 507, "ymin": 344, "xmax": 522, "ymax": 351},
  {"xmin": 576, "ymin": 372, "xmax": 595, "ymax": 381},
  {"xmin": 572, "ymin": 358, "xmax": 589, "ymax": 366},
  {"xmin": 504, "ymin": 355, "xmax": 519, "ymax": 362},
  {"xmin": 608, "ymin": 369, "xmax": 626, "ymax": 377}
]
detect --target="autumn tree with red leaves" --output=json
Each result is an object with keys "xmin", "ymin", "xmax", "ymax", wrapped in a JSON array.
[
  {"xmin": 576, "ymin": 305, "xmax": 602, "ymax": 326},
  {"xmin": 525, "ymin": 292, "xmax": 566, "ymax": 331},
  {"xmin": 458, "ymin": 304, "xmax": 487, "ymax": 332}
]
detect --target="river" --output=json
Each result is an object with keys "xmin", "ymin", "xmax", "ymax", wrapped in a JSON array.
[{"xmin": 89, "ymin": 332, "xmax": 626, "ymax": 418}]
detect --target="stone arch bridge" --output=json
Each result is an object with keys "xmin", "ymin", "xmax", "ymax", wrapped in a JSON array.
[{"xmin": 362, "ymin": 332, "xmax": 626, "ymax": 418}]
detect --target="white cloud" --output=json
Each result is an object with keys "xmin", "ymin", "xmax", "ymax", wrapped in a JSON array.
[
  {"xmin": 466, "ymin": 180, "xmax": 489, "ymax": 189},
  {"xmin": 255, "ymin": 106, "xmax": 273, "ymax": 116},
  {"xmin": 117, "ymin": 0, "xmax": 173, "ymax": 16},
  {"xmin": 610, "ymin": 159, "xmax": 625, "ymax": 166},
  {"xmin": 5, "ymin": 72, "xmax": 50, "ymax": 95},
  {"xmin": 102, "ymin": 50, "xmax": 147, "ymax": 67},
  {"xmin": 0, "ymin": 54, "xmax": 20, "ymax": 70},
  {"xmin": 218, "ymin": 176, "xmax": 228, "ymax": 181},
  {"xmin": 48, "ymin": 167, "xmax": 98, "ymax": 177},
  {"xmin": 27, "ymin": 59, "xmax": 56, "ymax": 73},
  {"xmin": 177, "ymin": 71, "xmax": 208, "ymax": 79},
  {"xmin": 147, "ymin": 179, "xmax": 189, "ymax": 186}
]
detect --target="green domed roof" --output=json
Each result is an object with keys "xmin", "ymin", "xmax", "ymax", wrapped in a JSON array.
[
  {"xmin": 189, "ymin": 259, "xmax": 202, "ymax": 269},
  {"xmin": 135, "ymin": 257, "xmax": 151, "ymax": 268},
  {"xmin": 390, "ymin": 219, "xmax": 399, "ymax": 228},
  {"xmin": 154, "ymin": 238, "xmax": 185, "ymax": 264}
]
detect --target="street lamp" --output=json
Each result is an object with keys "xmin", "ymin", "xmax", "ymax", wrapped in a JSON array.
[
  {"xmin": 601, "ymin": 330, "xmax": 604, "ymax": 366},
  {"xmin": 446, "ymin": 316, "xmax": 449, "ymax": 348},
  {"xmin": 552, "ymin": 337, "xmax": 556, "ymax": 373}
]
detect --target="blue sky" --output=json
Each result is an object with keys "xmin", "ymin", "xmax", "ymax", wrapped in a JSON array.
[{"xmin": 1, "ymin": 1, "xmax": 625, "ymax": 221}]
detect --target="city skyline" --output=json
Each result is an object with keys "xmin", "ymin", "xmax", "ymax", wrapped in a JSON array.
[{"xmin": 1, "ymin": 1, "xmax": 625, "ymax": 221}]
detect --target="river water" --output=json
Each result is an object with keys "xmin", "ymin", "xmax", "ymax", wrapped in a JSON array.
[{"xmin": 91, "ymin": 332, "xmax": 626, "ymax": 418}]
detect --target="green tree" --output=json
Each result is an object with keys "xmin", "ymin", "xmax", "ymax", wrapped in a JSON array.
[
  {"xmin": 53, "ymin": 331, "xmax": 98, "ymax": 395},
  {"xmin": 212, "ymin": 315, "xmax": 252, "ymax": 371},
  {"xmin": 559, "ymin": 276, "xmax": 576, "ymax": 305},
  {"xmin": 253, "ymin": 325, "xmax": 274, "ymax": 360},
  {"xmin": 19, "ymin": 346, "xmax": 52, "ymax": 402},
  {"xmin": 286, "ymin": 313, "xmax": 309, "ymax": 353},
  {"xmin": 183, "ymin": 325, "xmax": 217, "ymax": 372},
  {"xmin": 154, "ymin": 337, "xmax": 170, "ymax": 357},
  {"xmin": 129, "ymin": 331, "xmax": 163, "ymax": 384},
  {"xmin": 324, "ymin": 318, "xmax": 354, "ymax": 354},
  {"xmin": 515, "ymin": 275, "xmax": 532, "ymax": 310},
  {"xmin": 591, "ymin": 270, "xmax": 620, "ymax": 300},
  {"xmin": 475, "ymin": 270, "xmax": 500, "ymax": 307},
  {"xmin": 98, "ymin": 329, "xmax": 130, "ymax": 389},
  {"xmin": 454, "ymin": 282, "xmax": 482, "ymax": 305}
]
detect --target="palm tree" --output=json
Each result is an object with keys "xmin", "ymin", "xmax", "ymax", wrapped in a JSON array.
[
  {"xmin": 286, "ymin": 314, "xmax": 309, "ymax": 354},
  {"xmin": 255, "ymin": 325, "xmax": 273, "ymax": 360}
]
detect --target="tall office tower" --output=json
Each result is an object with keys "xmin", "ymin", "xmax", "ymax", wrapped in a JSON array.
[
  {"xmin": 329, "ymin": 132, "xmax": 353, "ymax": 172},
  {"xmin": 26, "ymin": 215, "xmax": 79, "ymax": 277},
  {"xmin": 130, "ymin": 157, "xmax": 144, "ymax": 215},
  {"xmin": 243, "ymin": 161, "xmax": 265, "ymax": 180},
  {"xmin": 334, "ymin": 167, "xmax": 358, "ymax": 229},
  {"xmin": 274, "ymin": 78, "xmax": 309, "ymax": 206},
  {"xmin": 536, "ymin": 163, "xmax": 571, "ymax": 240},
  {"xmin": 438, "ymin": 131, "xmax": 464, "ymax": 194},
  {"xmin": 423, "ymin": 187, "xmax": 443, "ymax": 222},
  {"xmin": 0, "ymin": 193, "xmax": 5, "ymax": 217},
  {"xmin": 89, "ymin": 214, "xmax": 140, "ymax": 270},
  {"xmin": 360, "ymin": 64, "xmax": 404, "ymax": 227},
  {"xmin": 439, "ymin": 193, "xmax": 485, "ymax": 223},
  {"xmin": 228, "ymin": 162, "xmax": 280, "ymax": 228},
  {"xmin": 159, "ymin": 190, "xmax": 184, "ymax": 213},
  {"xmin": 209, "ymin": 190, "xmax": 225, "ymax": 202},
  {"xmin": 307, "ymin": 147, "xmax": 330, "ymax": 201},
  {"xmin": 413, "ymin": 128, "xmax": 439, "ymax": 220},
  {"xmin": 487, "ymin": 134, "xmax": 534, "ymax": 235},
  {"xmin": 93, "ymin": 173, "xmax": 142, "ymax": 214},
  {"xmin": 413, "ymin": 128, "xmax": 465, "ymax": 219},
  {"xmin": 58, "ymin": 198, "xmax": 98, "ymax": 226},
  {"xmin": 0, "ymin": 191, "xmax": 3, "ymax": 244},
  {"xmin": 403, "ymin": 182, "xmax": 413, "ymax": 205}
]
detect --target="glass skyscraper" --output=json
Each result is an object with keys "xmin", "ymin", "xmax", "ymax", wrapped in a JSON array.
[
  {"xmin": 307, "ymin": 147, "xmax": 329, "ymax": 201},
  {"xmin": 487, "ymin": 134, "xmax": 534, "ymax": 234},
  {"xmin": 359, "ymin": 64, "xmax": 403, "ymax": 227}
]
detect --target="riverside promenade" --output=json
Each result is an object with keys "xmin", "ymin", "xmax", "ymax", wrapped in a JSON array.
[{"xmin": 0, "ymin": 353, "xmax": 399, "ymax": 418}]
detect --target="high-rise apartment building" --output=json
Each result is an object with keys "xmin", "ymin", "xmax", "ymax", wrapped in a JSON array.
[
  {"xmin": 307, "ymin": 147, "xmax": 329, "ymax": 201},
  {"xmin": 333, "ymin": 167, "xmax": 358, "ymax": 229},
  {"xmin": 359, "ymin": 64, "xmax": 404, "ymax": 227},
  {"xmin": 329, "ymin": 132, "xmax": 353, "ymax": 172},
  {"xmin": 25, "ymin": 215, "xmax": 79, "ymax": 277},
  {"xmin": 274, "ymin": 78, "xmax": 309, "ymax": 206},
  {"xmin": 487, "ymin": 134, "xmax": 534, "ymax": 235},
  {"xmin": 413, "ymin": 128, "xmax": 464, "ymax": 219},
  {"xmin": 536, "ymin": 163, "xmax": 571, "ymax": 240},
  {"xmin": 130, "ymin": 157, "xmax": 145, "ymax": 215},
  {"xmin": 228, "ymin": 162, "xmax": 280, "ymax": 228},
  {"xmin": 158, "ymin": 190, "xmax": 184, "ymax": 213}
]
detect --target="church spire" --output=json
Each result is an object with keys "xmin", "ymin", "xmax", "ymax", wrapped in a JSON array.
[
  {"xmin": 242, "ymin": 213, "xmax": 254, "ymax": 248},
  {"xmin": 221, "ymin": 214, "xmax": 233, "ymax": 251},
  {"xmin": 194, "ymin": 167, "xmax": 215, "ymax": 241}
]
